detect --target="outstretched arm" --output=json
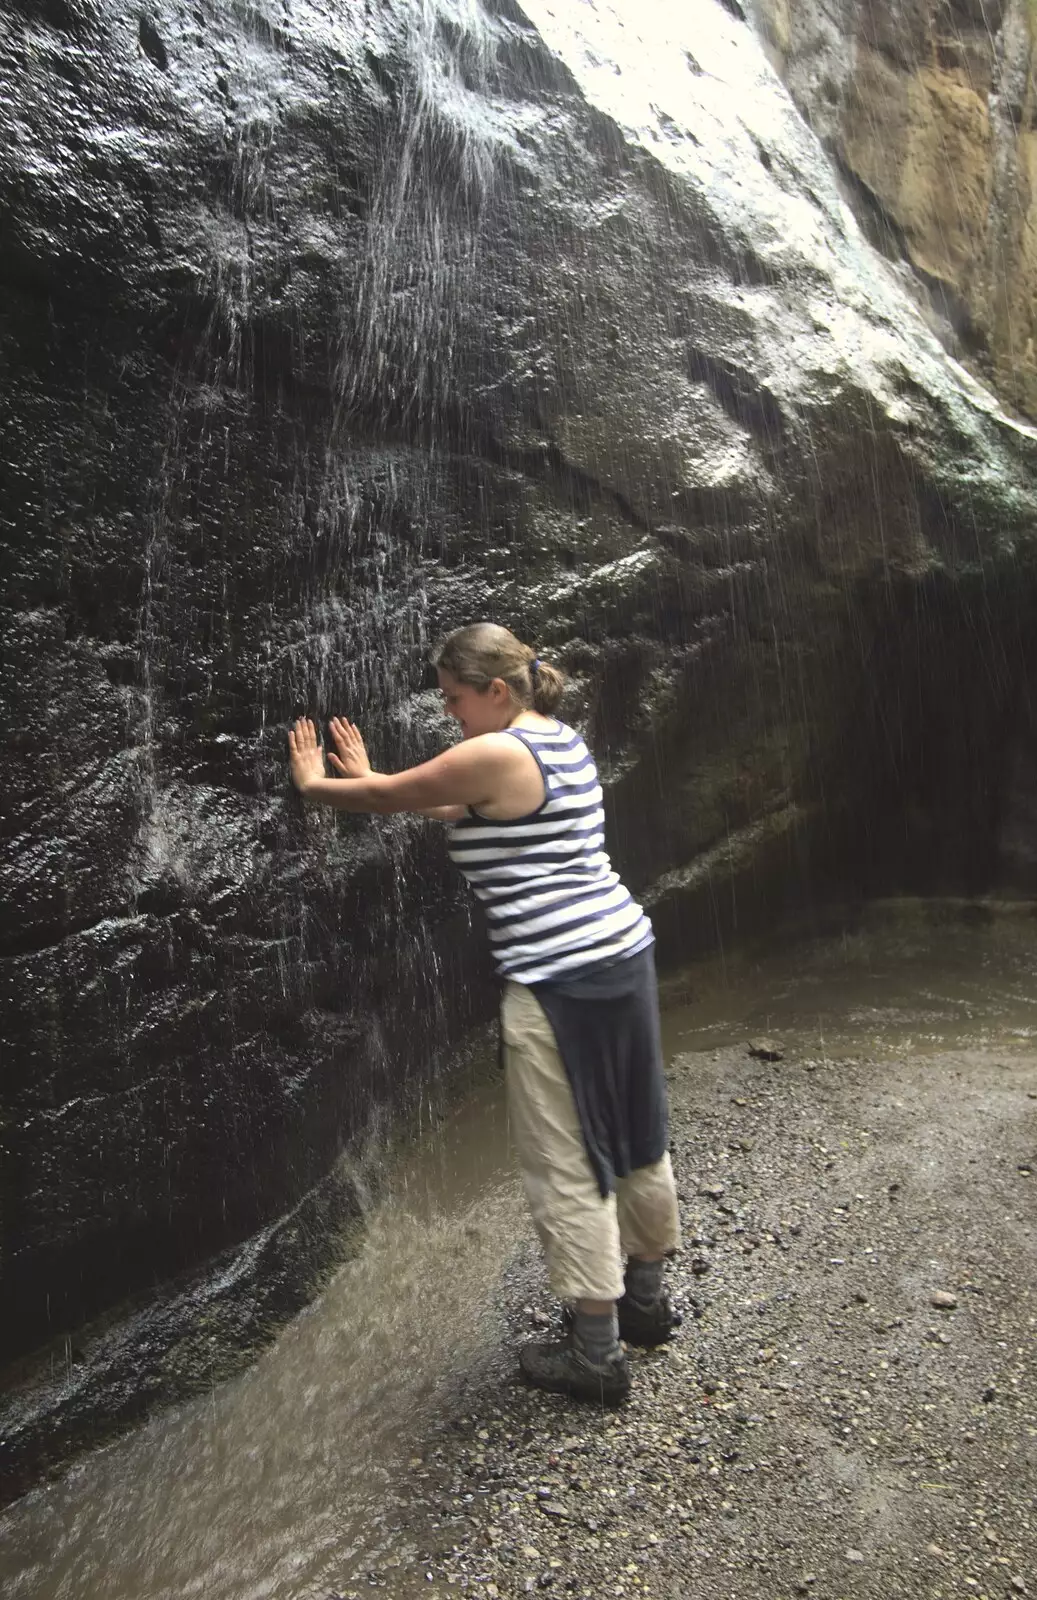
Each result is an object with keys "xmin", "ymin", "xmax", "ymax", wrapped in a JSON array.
[
  {"xmin": 326, "ymin": 717, "xmax": 465, "ymax": 822},
  {"xmin": 288, "ymin": 718, "xmax": 498, "ymax": 815}
]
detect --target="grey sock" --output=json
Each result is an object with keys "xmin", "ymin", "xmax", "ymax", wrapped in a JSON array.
[
  {"xmin": 625, "ymin": 1257, "xmax": 664, "ymax": 1306},
  {"xmin": 572, "ymin": 1307, "xmax": 620, "ymax": 1366}
]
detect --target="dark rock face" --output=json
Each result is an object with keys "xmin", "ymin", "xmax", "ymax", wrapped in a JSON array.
[{"xmin": 1, "ymin": 0, "xmax": 1036, "ymax": 1417}]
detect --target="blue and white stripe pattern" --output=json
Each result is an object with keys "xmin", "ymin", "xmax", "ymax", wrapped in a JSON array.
[{"xmin": 447, "ymin": 721, "xmax": 654, "ymax": 984}]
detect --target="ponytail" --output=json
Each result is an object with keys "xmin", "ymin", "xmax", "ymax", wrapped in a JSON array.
[{"xmin": 528, "ymin": 655, "xmax": 565, "ymax": 715}]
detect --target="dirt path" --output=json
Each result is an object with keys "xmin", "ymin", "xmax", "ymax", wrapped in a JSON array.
[{"xmin": 352, "ymin": 1040, "xmax": 1037, "ymax": 1599}]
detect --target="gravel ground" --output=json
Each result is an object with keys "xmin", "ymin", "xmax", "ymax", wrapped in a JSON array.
[{"xmin": 335, "ymin": 1039, "xmax": 1037, "ymax": 1600}]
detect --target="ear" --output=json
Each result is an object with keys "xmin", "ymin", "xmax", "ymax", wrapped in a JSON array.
[{"xmin": 488, "ymin": 677, "xmax": 510, "ymax": 703}]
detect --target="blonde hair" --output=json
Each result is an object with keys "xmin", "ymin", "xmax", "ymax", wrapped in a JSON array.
[{"xmin": 431, "ymin": 623, "xmax": 566, "ymax": 715}]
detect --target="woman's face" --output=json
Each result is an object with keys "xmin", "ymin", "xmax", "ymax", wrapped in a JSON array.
[{"xmin": 437, "ymin": 668, "xmax": 511, "ymax": 739}]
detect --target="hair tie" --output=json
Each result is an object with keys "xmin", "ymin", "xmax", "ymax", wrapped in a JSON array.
[{"xmin": 530, "ymin": 657, "xmax": 541, "ymax": 675}]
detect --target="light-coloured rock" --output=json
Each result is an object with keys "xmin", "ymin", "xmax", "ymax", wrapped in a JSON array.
[{"xmin": 754, "ymin": 0, "xmax": 1037, "ymax": 422}]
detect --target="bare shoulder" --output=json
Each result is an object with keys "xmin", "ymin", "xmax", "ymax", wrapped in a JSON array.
[
  {"xmin": 436, "ymin": 731, "xmax": 526, "ymax": 779},
  {"xmin": 463, "ymin": 731, "xmax": 529, "ymax": 760}
]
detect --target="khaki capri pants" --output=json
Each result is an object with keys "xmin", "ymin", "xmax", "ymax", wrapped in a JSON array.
[{"xmin": 501, "ymin": 978, "xmax": 681, "ymax": 1303}]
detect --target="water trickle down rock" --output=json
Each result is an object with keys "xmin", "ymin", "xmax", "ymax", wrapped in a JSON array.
[{"xmin": 1, "ymin": 0, "xmax": 1036, "ymax": 1456}]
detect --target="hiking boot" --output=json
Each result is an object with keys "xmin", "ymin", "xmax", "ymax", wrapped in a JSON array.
[
  {"xmin": 562, "ymin": 1294, "xmax": 682, "ymax": 1348},
  {"xmin": 519, "ymin": 1336, "xmax": 631, "ymax": 1404},
  {"xmin": 617, "ymin": 1291, "xmax": 682, "ymax": 1347}
]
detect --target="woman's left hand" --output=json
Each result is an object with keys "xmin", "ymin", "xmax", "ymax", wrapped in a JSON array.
[
  {"xmin": 327, "ymin": 716, "xmax": 372, "ymax": 779},
  {"xmin": 288, "ymin": 718, "xmax": 326, "ymax": 794}
]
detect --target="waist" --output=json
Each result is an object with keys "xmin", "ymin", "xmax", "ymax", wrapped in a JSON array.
[{"xmin": 484, "ymin": 896, "xmax": 654, "ymax": 984}]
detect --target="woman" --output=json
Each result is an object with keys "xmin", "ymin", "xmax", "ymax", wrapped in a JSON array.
[{"xmin": 288, "ymin": 623, "xmax": 681, "ymax": 1403}]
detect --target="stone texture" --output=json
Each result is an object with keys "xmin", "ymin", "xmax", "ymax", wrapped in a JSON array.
[
  {"xmin": 754, "ymin": 0, "xmax": 1037, "ymax": 421},
  {"xmin": 1, "ymin": 0, "xmax": 1036, "ymax": 1398}
]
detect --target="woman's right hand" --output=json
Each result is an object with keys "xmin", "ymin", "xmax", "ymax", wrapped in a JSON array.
[{"xmin": 328, "ymin": 716, "xmax": 372, "ymax": 779}]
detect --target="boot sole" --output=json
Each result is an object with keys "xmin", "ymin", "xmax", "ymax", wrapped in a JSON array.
[{"xmin": 519, "ymin": 1366, "xmax": 631, "ymax": 1404}]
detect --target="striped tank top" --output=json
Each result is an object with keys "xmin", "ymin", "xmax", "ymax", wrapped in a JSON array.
[{"xmin": 446, "ymin": 720, "xmax": 654, "ymax": 985}]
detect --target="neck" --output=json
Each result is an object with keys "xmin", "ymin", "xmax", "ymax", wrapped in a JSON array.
[{"xmin": 506, "ymin": 707, "xmax": 552, "ymax": 729}]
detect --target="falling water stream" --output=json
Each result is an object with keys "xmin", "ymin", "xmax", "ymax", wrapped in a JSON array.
[{"xmin": 2, "ymin": 911, "xmax": 1035, "ymax": 1600}]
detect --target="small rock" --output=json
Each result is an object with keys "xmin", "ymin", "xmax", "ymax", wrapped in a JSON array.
[
  {"xmin": 747, "ymin": 1038, "xmax": 783, "ymax": 1061},
  {"xmin": 845, "ymin": 1548, "xmax": 865, "ymax": 1563},
  {"xmin": 1010, "ymin": 1578, "xmax": 1027, "ymax": 1595},
  {"xmin": 698, "ymin": 1183, "xmax": 725, "ymax": 1201},
  {"xmin": 982, "ymin": 1385, "xmax": 997, "ymax": 1403},
  {"xmin": 930, "ymin": 1291, "xmax": 958, "ymax": 1311}
]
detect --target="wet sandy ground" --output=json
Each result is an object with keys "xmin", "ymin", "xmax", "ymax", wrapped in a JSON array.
[
  {"xmin": 3, "ymin": 911, "xmax": 1036, "ymax": 1599},
  {"xmin": 383, "ymin": 1034, "xmax": 1037, "ymax": 1599}
]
